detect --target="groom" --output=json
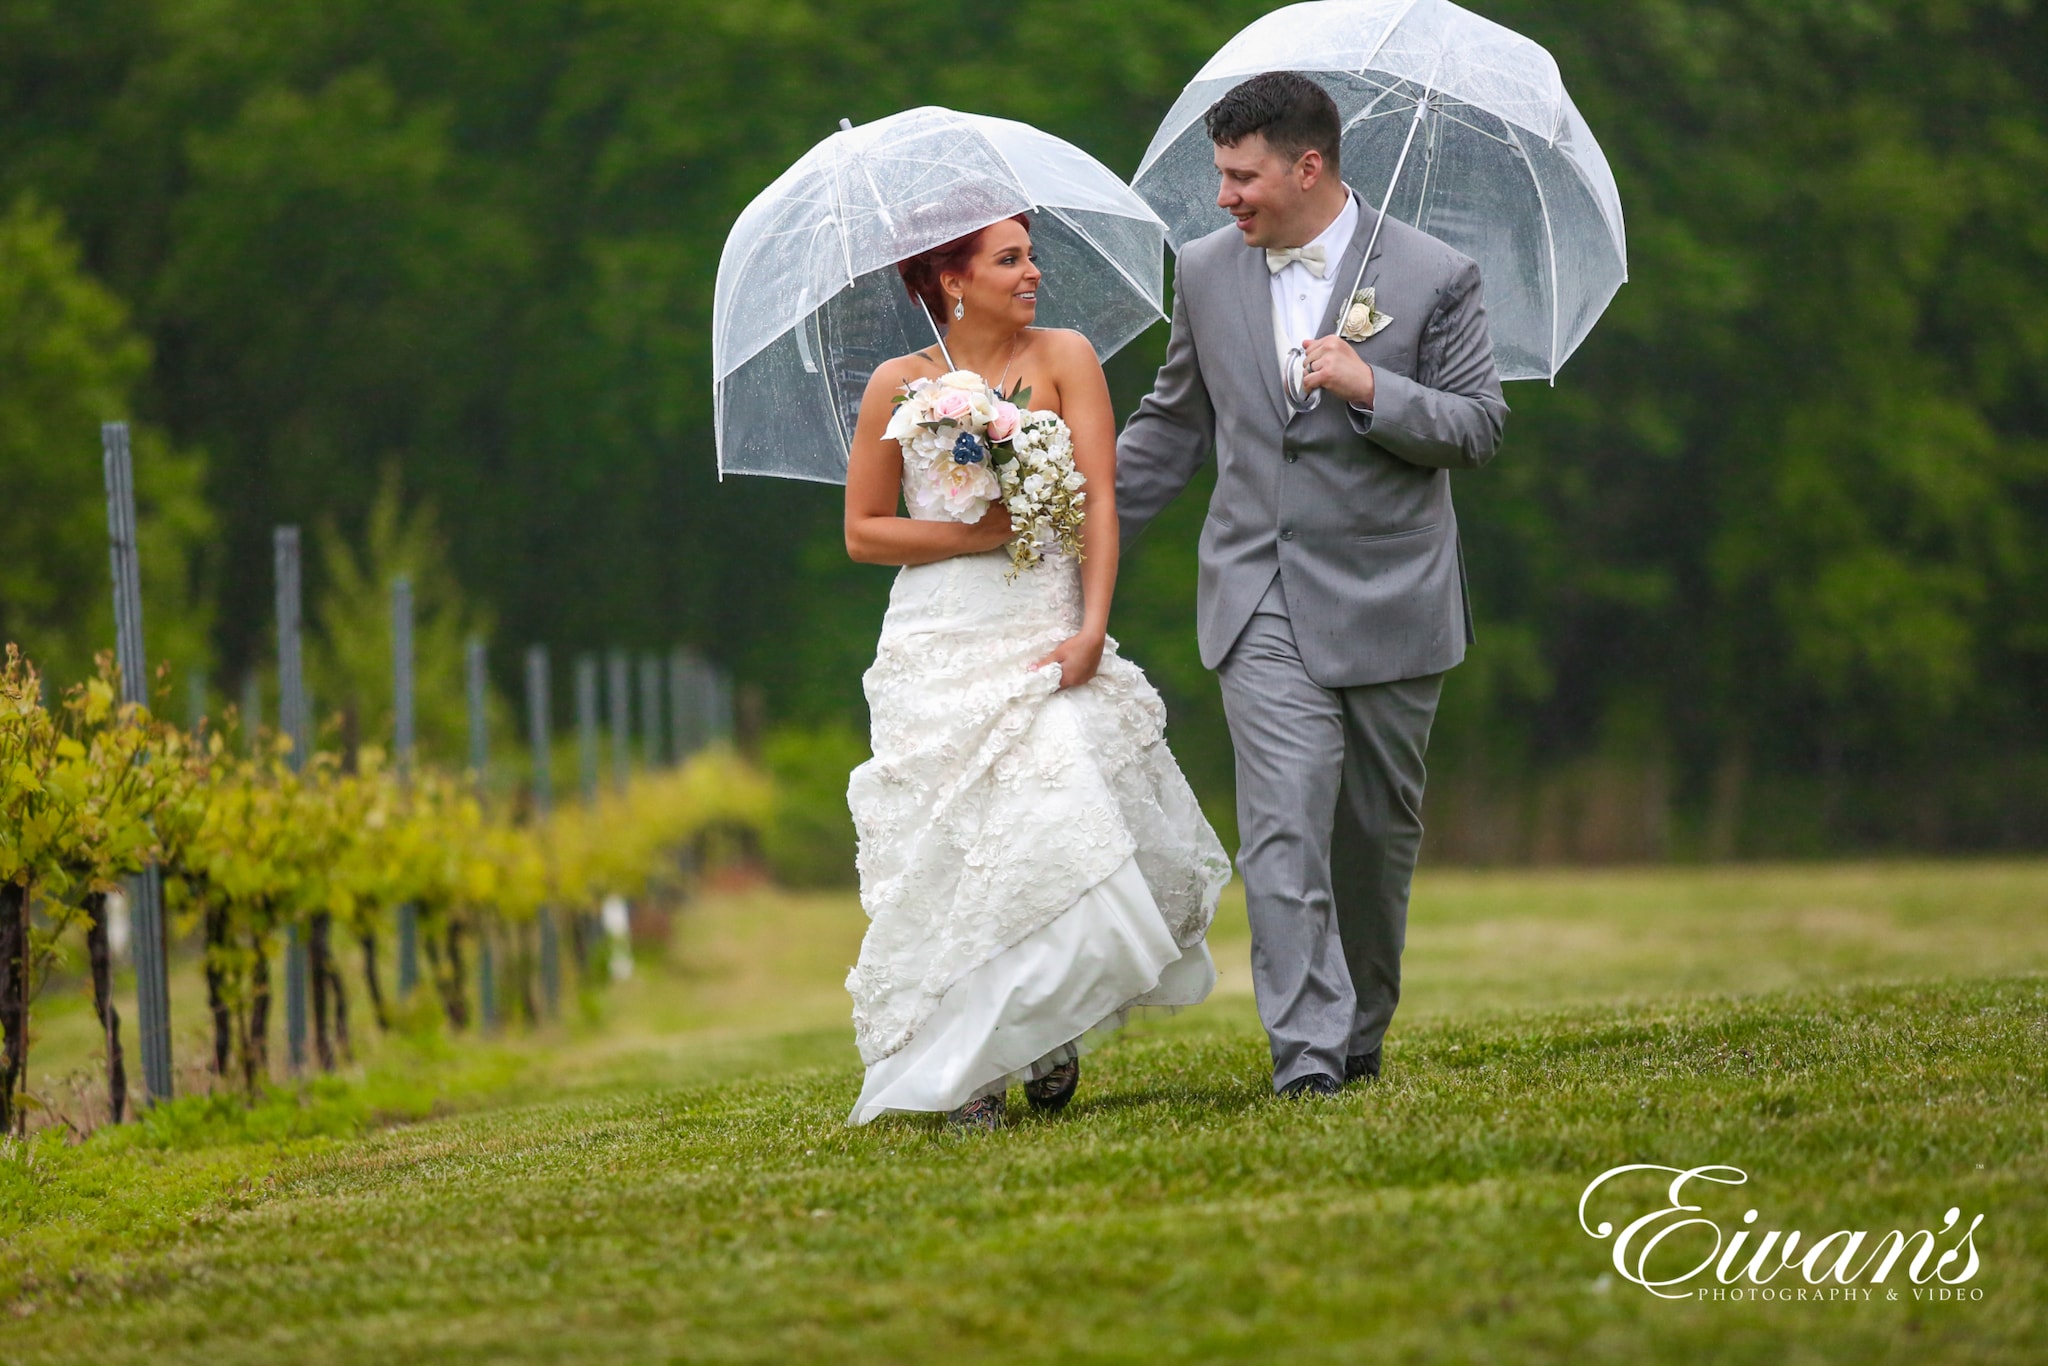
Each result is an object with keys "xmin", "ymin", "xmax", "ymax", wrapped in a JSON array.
[{"xmin": 1118, "ymin": 71, "xmax": 1507, "ymax": 1097}]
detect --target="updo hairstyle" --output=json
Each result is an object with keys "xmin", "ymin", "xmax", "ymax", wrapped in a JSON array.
[{"xmin": 896, "ymin": 212, "xmax": 1033, "ymax": 323}]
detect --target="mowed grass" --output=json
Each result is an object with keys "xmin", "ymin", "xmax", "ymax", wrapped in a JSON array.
[{"xmin": 2, "ymin": 861, "xmax": 2045, "ymax": 1364}]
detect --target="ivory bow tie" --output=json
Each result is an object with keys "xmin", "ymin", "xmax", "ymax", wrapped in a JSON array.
[{"xmin": 1265, "ymin": 244, "xmax": 1328, "ymax": 277}]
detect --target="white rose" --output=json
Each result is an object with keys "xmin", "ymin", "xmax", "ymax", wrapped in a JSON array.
[{"xmin": 883, "ymin": 402, "xmax": 920, "ymax": 443}]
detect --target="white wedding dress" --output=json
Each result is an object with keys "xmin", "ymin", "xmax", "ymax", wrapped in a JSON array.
[{"xmin": 845, "ymin": 455, "xmax": 1231, "ymax": 1125}]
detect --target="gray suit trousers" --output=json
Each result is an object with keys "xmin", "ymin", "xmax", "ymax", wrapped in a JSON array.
[{"xmin": 1217, "ymin": 576, "xmax": 1441, "ymax": 1090}]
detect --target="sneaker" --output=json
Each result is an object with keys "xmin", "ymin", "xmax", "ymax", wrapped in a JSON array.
[{"xmin": 1023, "ymin": 1059, "xmax": 1080, "ymax": 1114}]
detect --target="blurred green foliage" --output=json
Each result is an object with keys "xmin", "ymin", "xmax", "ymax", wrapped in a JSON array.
[
  {"xmin": 309, "ymin": 468, "xmax": 509, "ymax": 768},
  {"xmin": 761, "ymin": 723, "xmax": 867, "ymax": 888},
  {"xmin": 0, "ymin": 0, "xmax": 2043, "ymax": 857},
  {"xmin": 0, "ymin": 195, "xmax": 213, "ymax": 691}
]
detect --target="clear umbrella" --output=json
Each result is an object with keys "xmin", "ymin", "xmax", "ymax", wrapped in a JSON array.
[
  {"xmin": 714, "ymin": 106, "xmax": 1169, "ymax": 482},
  {"xmin": 1132, "ymin": 0, "xmax": 1627, "ymax": 383}
]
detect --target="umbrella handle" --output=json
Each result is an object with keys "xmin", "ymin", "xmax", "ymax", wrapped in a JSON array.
[
  {"xmin": 918, "ymin": 299, "xmax": 957, "ymax": 372},
  {"xmin": 1283, "ymin": 346, "xmax": 1323, "ymax": 414}
]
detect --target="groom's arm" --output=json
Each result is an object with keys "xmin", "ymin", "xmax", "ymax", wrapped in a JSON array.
[
  {"xmin": 1347, "ymin": 258, "xmax": 1508, "ymax": 471},
  {"xmin": 1116, "ymin": 281, "xmax": 1214, "ymax": 547}
]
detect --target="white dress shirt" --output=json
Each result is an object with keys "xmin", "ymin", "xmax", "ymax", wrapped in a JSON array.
[
  {"xmin": 1267, "ymin": 190, "xmax": 1374, "ymax": 426},
  {"xmin": 1268, "ymin": 188, "xmax": 1359, "ymax": 365}
]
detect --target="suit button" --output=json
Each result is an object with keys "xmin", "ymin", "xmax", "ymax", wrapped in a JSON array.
[{"xmin": 1280, "ymin": 528, "xmax": 1295, "ymax": 542}]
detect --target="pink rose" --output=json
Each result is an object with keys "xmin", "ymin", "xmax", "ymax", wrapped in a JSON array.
[
  {"xmin": 987, "ymin": 402, "xmax": 1021, "ymax": 442},
  {"xmin": 933, "ymin": 391, "xmax": 971, "ymax": 421}
]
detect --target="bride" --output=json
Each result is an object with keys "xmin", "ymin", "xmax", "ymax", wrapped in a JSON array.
[{"xmin": 842, "ymin": 210, "xmax": 1231, "ymax": 1130}]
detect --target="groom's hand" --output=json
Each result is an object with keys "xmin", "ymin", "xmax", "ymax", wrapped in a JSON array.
[{"xmin": 1300, "ymin": 334, "xmax": 1375, "ymax": 408}]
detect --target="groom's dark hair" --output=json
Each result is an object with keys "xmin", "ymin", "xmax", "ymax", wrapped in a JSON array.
[{"xmin": 1206, "ymin": 71, "xmax": 1342, "ymax": 176}]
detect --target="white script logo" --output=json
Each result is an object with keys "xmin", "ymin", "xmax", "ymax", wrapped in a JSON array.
[{"xmin": 1577, "ymin": 1165, "xmax": 1984, "ymax": 1301}]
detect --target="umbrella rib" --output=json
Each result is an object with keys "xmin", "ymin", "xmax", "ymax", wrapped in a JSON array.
[
  {"xmin": 1409, "ymin": 104, "xmax": 1441, "ymax": 235},
  {"xmin": 1347, "ymin": 73, "xmax": 1539, "ymax": 148},
  {"xmin": 1423, "ymin": 105, "xmax": 1519, "ymax": 148},
  {"xmin": 826, "ymin": 147, "xmax": 860, "ymax": 286},
  {"xmin": 1342, "ymin": 80, "xmax": 1404, "ymax": 132},
  {"xmin": 970, "ymin": 123, "xmax": 1049, "ymax": 226},
  {"xmin": 964, "ymin": 124, "xmax": 1163, "ymax": 339},
  {"xmin": 1502, "ymin": 121, "xmax": 1562, "ymax": 381},
  {"xmin": 1344, "ymin": 59, "xmax": 1442, "ymax": 307},
  {"xmin": 1044, "ymin": 206, "xmax": 1166, "ymax": 334},
  {"xmin": 1354, "ymin": 0, "xmax": 1426, "ymax": 78}
]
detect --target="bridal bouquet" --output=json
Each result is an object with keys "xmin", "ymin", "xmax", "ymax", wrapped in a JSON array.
[{"xmin": 884, "ymin": 369, "xmax": 1086, "ymax": 575}]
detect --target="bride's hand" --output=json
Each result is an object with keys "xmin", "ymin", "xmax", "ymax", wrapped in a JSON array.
[
  {"xmin": 967, "ymin": 501, "xmax": 1014, "ymax": 553},
  {"xmin": 1032, "ymin": 629, "xmax": 1105, "ymax": 690}
]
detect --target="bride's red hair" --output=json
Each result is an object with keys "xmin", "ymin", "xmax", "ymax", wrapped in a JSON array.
[{"xmin": 897, "ymin": 212, "xmax": 1033, "ymax": 324}]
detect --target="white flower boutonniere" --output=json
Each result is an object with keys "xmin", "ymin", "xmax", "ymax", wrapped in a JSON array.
[{"xmin": 1339, "ymin": 287, "xmax": 1394, "ymax": 343}]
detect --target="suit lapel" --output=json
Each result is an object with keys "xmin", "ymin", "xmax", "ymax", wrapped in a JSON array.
[
  {"xmin": 1311, "ymin": 196, "xmax": 1383, "ymax": 340},
  {"xmin": 1232, "ymin": 241, "xmax": 1290, "ymax": 427}
]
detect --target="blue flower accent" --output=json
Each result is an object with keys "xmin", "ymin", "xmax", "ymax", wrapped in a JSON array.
[{"xmin": 951, "ymin": 432, "xmax": 987, "ymax": 465}]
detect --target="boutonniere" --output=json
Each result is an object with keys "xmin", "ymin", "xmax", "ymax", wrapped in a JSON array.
[{"xmin": 1339, "ymin": 287, "xmax": 1394, "ymax": 343}]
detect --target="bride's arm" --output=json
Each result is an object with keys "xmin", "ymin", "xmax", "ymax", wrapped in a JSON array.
[
  {"xmin": 1032, "ymin": 331, "xmax": 1118, "ymax": 690},
  {"xmin": 845, "ymin": 364, "xmax": 1012, "ymax": 566}
]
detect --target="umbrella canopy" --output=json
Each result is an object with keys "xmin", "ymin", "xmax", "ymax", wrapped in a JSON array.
[
  {"xmin": 1133, "ymin": 0, "xmax": 1627, "ymax": 381},
  {"xmin": 714, "ymin": 107, "xmax": 1168, "ymax": 482}
]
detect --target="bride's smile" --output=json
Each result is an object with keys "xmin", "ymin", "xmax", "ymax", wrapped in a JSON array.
[{"xmin": 941, "ymin": 217, "xmax": 1043, "ymax": 335}]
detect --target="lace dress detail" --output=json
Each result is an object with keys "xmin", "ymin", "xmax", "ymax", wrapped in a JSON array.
[{"xmin": 845, "ymin": 451, "xmax": 1231, "ymax": 1069}]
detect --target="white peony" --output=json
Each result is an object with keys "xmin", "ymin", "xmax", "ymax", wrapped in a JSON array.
[{"xmin": 935, "ymin": 459, "xmax": 1000, "ymax": 520}]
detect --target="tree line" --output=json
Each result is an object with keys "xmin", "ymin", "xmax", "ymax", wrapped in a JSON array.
[{"xmin": 2, "ymin": 0, "xmax": 2043, "ymax": 859}]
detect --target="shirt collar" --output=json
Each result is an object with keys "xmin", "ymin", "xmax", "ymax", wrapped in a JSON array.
[{"xmin": 1302, "ymin": 188, "xmax": 1360, "ymax": 260}]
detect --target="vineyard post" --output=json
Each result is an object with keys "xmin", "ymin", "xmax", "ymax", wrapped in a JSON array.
[
  {"xmin": 102, "ymin": 420, "xmax": 174, "ymax": 1104},
  {"xmin": 393, "ymin": 576, "xmax": 419, "ymax": 998},
  {"xmin": 570, "ymin": 655, "xmax": 600, "ymax": 995},
  {"xmin": 466, "ymin": 636, "xmax": 496, "ymax": 1030},
  {"xmin": 276, "ymin": 526, "xmax": 310, "ymax": 1074},
  {"xmin": 607, "ymin": 648, "xmax": 631, "ymax": 794},
  {"xmin": 667, "ymin": 648, "xmax": 693, "ymax": 765},
  {"xmin": 525, "ymin": 645, "xmax": 559, "ymax": 1017},
  {"xmin": 187, "ymin": 668, "xmax": 207, "ymax": 734},
  {"xmin": 466, "ymin": 636, "xmax": 489, "ymax": 781},
  {"xmin": 576, "ymin": 655, "xmax": 599, "ymax": 801},
  {"xmin": 638, "ymin": 654, "xmax": 663, "ymax": 770}
]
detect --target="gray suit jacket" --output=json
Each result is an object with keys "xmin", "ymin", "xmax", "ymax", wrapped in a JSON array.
[{"xmin": 1116, "ymin": 208, "xmax": 1508, "ymax": 689}]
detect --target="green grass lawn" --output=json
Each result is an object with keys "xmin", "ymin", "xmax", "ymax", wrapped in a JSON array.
[{"xmin": 3, "ymin": 861, "xmax": 2045, "ymax": 1363}]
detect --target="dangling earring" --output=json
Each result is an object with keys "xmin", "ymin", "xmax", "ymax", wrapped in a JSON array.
[{"xmin": 953, "ymin": 295, "xmax": 965, "ymax": 321}]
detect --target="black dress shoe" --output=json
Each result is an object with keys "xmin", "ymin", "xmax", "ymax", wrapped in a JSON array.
[
  {"xmin": 1024, "ymin": 1058, "xmax": 1080, "ymax": 1114},
  {"xmin": 1344, "ymin": 1047, "xmax": 1382, "ymax": 1085},
  {"xmin": 1279, "ymin": 1072, "xmax": 1342, "ymax": 1099}
]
